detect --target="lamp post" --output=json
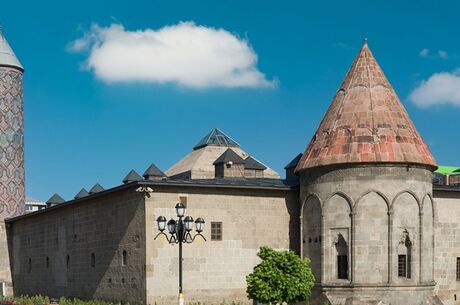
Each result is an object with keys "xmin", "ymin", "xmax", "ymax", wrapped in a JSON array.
[{"xmin": 155, "ymin": 202, "xmax": 206, "ymax": 305}]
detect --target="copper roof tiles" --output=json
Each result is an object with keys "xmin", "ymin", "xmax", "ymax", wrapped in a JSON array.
[{"xmin": 295, "ymin": 41, "xmax": 436, "ymax": 172}]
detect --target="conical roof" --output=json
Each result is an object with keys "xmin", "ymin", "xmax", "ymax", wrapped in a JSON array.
[
  {"xmin": 74, "ymin": 188, "xmax": 89, "ymax": 199},
  {"xmin": 122, "ymin": 169, "xmax": 143, "ymax": 184},
  {"xmin": 193, "ymin": 128, "xmax": 240, "ymax": 150},
  {"xmin": 89, "ymin": 183, "xmax": 105, "ymax": 194},
  {"xmin": 143, "ymin": 163, "xmax": 166, "ymax": 179},
  {"xmin": 0, "ymin": 27, "xmax": 23, "ymax": 71},
  {"xmin": 46, "ymin": 193, "xmax": 65, "ymax": 206},
  {"xmin": 296, "ymin": 41, "xmax": 436, "ymax": 172}
]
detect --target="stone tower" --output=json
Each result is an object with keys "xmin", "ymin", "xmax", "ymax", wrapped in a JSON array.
[
  {"xmin": 295, "ymin": 41, "xmax": 437, "ymax": 305},
  {"xmin": 0, "ymin": 27, "xmax": 25, "ymax": 296}
]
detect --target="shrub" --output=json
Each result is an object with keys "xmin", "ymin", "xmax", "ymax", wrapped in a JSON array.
[{"xmin": 246, "ymin": 246, "xmax": 315, "ymax": 305}]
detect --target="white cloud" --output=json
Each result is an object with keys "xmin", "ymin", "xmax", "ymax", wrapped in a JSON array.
[
  {"xmin": 68, "ymin": 22, "xmax": 276, "ymax": 88},
  {"xmin": 438, "ymin": 50, "xmax": 448, "ymax": 59},
  {"xmin": 409, "ymin": 69, "xmax": 460, "ymax": 107},
  {"xmin": 419, "ymin": 48, "xmax": 430, "ymax": 57}
]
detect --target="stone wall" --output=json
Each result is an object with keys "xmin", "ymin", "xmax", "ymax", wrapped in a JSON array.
[
  {"xmin": 299, "ymin": 164, "xmax": 435, "ymax": 305},
  {"xmin": 433, "ymin": 189, "xmax": 460, "ymax": 305},
  {"xmin": 7, "ymin": 187, "xmax": 146, "ymax": 304},
  {"xmin": 145, "ymin": 185, "xmax": 299, "ymax": 305}
]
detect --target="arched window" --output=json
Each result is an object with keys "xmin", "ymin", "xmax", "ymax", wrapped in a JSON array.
[
  {"xmin": 91, "ymin": 253, "xmax": 95, "ymax": 267},
  {"xmin": 398, "ymin": 229, "xmax": 412, "ymax": 278},
  {"xmin": 335, "ymin": 233, "xmax": 348, "ymax": 279},
  {"xmin": 122, "ymin": 250, "xmax": 128, "ymax": 266}
]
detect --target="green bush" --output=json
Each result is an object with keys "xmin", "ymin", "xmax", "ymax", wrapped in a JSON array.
[{"xmin": 246, "ymin": 246, "xmax": 315, "ymax": 305}]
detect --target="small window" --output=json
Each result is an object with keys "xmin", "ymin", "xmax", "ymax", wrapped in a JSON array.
[
  {"xmin": 179, "ymin": 196, "xmax": 187, "ymax": 208},
  {"xmin": 337, "ymin": 255, "xmax": 348, "ymax": 279},
  {"xmin": 28, "ymin": 258, "xmax": 32, "ymax": 273},
  {"xmin": 211, "ymin": 222, "xmax": 223, "ymax": 241},
  {"xmin": 66, "ymin": 255, "xmax": 70, "ymax": 269},
  {"xmin": 398, "ymin": 255, "xmax": 407, "ymax": 277},
  {"xmin": 122, "ymin": 250, "xmax": 128, "ymax": 266},
  {"xmin": 91, "ymin": 253, "xmax": 95, "ymax": 267},
  {"xmin": 46, "ymin": 257, "xmax": 49, "ymax": 268},
  {"xmin": 457, "ymin": 258, "xmax": 460, "ymax": 281}
]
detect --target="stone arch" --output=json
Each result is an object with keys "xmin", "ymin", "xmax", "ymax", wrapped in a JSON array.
[
  {"xmin": 323, "ymin": 193, "xmax": 352, "ymax": 283},
  {"xmin": 390, "ymin": 190, "xmax": 421, "ymax": 213},
  {"xmin": 354, "ymin": 189, "xmax": 390, "ymax": 210},
  {"xmin": 301, "ymin": 193, "xmax": 322, "ymax": 283},
  {"xmin": 391, "ymin": 191, "xmax": 419, "ymax": 283},
  {"xmin": 421, "ymin": 193, "xmax": 434, "ymax": 283},
  {"xmin": 353, "ymin": 191, "xmax": 389, "ymax": 284}
]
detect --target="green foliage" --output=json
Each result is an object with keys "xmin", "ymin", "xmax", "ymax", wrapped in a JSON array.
[{"xmin": 246, "ymin": 246, "xmax": 315, "ymax": 305}]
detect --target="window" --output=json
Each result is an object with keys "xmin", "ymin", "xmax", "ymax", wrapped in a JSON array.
[
  {"xmin": 457, "ymin": 257, "xmax": 460, "ymax": 280},
  {"xmin": 398, "ymin": 255, "xmax": 407, "ymax": 277},
  {"xmin": 91, "ymin": 253, "xmax": 95, "ymax": 267},
  {"xmin": 66, "ymin": 255, "xmax": 70, "ymax": 269},
  {"xmin": 179, "ymin": 196, "xmax": 187, "ymax": 207},
  {"xmin": 122, "ymin": 250, "xmax": 128, "ymax": 266},
  {"xmin": 46, "ymin": 257, "xmax": 49, "ymax": 268},
  {"xmin": 211, "ymin": 222, "xmax": 223, "ymax": 241},
  {"xmin": 337, "ymin": 255, "xmax": 348, "ymax": 279},
  {"xmin": 28, "ymin": 258, "xmax": 32, "ymax": 273}
]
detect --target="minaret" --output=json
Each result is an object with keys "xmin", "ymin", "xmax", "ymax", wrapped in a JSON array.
[
  {"xmin": 0, "ymin": 26, "xmax": 24, "ymax": 296},
  {"xmin": 296, "ymin": 41, "xmax": 437, "ymax": 304}
]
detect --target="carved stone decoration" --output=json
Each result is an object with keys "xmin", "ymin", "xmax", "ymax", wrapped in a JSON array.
[{"xmin": 0, "ymin": 68, "xmax": 25, "ymax": 218}]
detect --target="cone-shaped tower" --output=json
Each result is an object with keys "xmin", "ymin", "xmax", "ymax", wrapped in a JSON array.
[
  {"xmin": 0, "ymin": 27, "xmax": 25, "ymax": 296},
  {"xmin": 296, "ymin": 40, "xmax": 436, "ymax": 172},
  {"xmin": 299, "ymin": 41, "xmax": 436, "ymax": 305}
]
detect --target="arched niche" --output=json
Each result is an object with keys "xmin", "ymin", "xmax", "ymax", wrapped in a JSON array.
[
  {"xmin": 421, "ymin": 194, "xmax": 434, "ymax": 282},
  {"xmin": 302, "ymin": 194, "xmax": 322, "ymax": 283},
  {"xmin": 323, "ymin": 193, "xmax": 351, "ymax": 283},
  {"xmin": 354, "ymin": 191, "xmax": 389, "ymax": 284},
  {"xmin": 391, "ymin": 192, "xmax": 419, "ymax": 283}
]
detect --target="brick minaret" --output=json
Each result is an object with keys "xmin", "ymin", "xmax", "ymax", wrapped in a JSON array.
[{"xmin": 0, "ymin": 26, "xmax": 25, "ymax": 296}]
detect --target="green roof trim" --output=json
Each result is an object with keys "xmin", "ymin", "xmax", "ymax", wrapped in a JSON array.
[{"xmin": 434, "ymin": 165, "xmax": 460, "ymax": 176}]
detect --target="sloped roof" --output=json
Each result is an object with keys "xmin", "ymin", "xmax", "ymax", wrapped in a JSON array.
[
  {"xmin": 89, "ymin": 183, "xmax": 105, "ymax": 194},
  {"xmin": 285, "ymin": 153, "xmax": 303, "ymax": 169},
  {"xmin": 193, "ymin": 128, "xmax": 240, "ymax": 150},
  {"xmin": 244, "ymin": 156, "xmax": 267, "ymax": 170},
  {"xmin": 0, "ymin": 27, "xmax": 23, "ymax": 71},
  {"xmin": 213, "ymin": 148, "xmax": 245, "ymax": 165},
  {"xmin": 46, "ymin": 193, "xmax": 66, "ymax": 205},
  {"xmin": 74, "ymin": 188, "xmax": 89, "ymax": 199},
  {"xmin": 295, "ymin": 41, "xmax": 436, "ymax": 172},
  {"xmin": 435, "ymin": 165, "xmax": 460, "ymax": 176},
  {"xmin": 143, "ymin": 163, "xmax": 166, "ymax": 178},
  {"xmin": 122, "ymin": 169, "xmax": 143, "ymax": 183}
]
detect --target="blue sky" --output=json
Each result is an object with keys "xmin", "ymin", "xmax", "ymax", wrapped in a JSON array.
[{"xmin": 2, "ymin": 0, "xmax": 460, "ymax": 200}]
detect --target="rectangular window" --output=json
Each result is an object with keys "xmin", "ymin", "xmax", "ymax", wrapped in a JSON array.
[
  {"xmin": 179, "ymin": 196, "xmax": 187, "ymax": 207},
  {"xmin": 337, "ymin": 255, "xmax": 348, "ymax": 279},
  {"xmin": 457, "ymin": 257, "xmax": 460, "ymax": 281},
  {"xmin": 211, "ymin": 222, "xmax": 222, "ymax": 241},
  {"xmin": 398, "ymin": 255, "xmax": 407, "ymax": 277}
]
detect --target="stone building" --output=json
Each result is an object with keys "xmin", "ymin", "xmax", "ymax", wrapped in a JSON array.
[{"xmin": 3, "ymin": 30, "xmax": 460, "ymax": 305}]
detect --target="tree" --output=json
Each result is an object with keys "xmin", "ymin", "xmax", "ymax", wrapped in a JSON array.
[{"xmin": 246, "ymin": 246, "xmax": 315, "ymax": 304}]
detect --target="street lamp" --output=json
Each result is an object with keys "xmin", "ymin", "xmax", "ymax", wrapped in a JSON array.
[{"xmin": 155, "ymin": 203, "xmax": 206, "ymax": 305}]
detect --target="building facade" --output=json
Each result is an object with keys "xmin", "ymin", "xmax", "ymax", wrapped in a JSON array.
[{"xmin": 3, "ymin": 33, "xmax": 460, "ymax": 305}]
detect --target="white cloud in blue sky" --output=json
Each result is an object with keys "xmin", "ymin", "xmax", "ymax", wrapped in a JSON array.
[
  {"xmin": 68, "ymin": 22, "xmax": 276, "ymax": 89},
  {"xmin": 409, "ymin": 69, "xmax": 460, "ymax": 107},
  {"xmin": 418, "ymin": 48, "xmax": 448, "ymax": 59}
]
